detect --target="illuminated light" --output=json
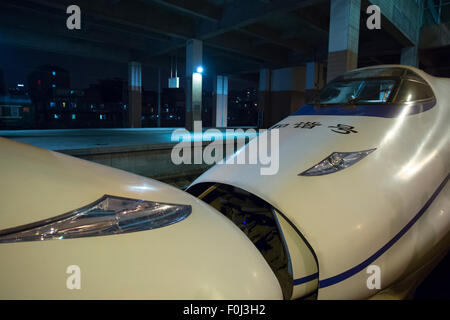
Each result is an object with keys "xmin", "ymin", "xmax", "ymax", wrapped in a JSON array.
[
  {"xmin": 196, "ymin": 66, "xmax": 204, "ymax": 74},
  {"xmin": 62, "ymin": 102, "xmax": 66, "ymax": 108},
  {"xmin": 52, "ymin": 84, "xmax": 56, "ymax": 88},
  {"xmin": 17, "ymin": 84, "xmax": 24, "ymax": 87},
  {"xmin": 71, "ymin": 114, "xmax": 76, "ymax": 120},
  {"xmin": 53, "ymin": 114, "xmax": 59, "ymax": 119},
  {"xmin": 52, "ymin": 71, "xmax": 56, "ymax": 76},
  {"xmin": 37, "ymin": 80, "xmax": 41, "ymax": 85}
]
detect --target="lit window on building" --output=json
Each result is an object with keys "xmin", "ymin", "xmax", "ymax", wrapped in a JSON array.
[
  {"xmin": 49, "ymin": 102, "xmax": 56, "ymax": 107},
  {"xmin": 52, "ymin": 71, "xmax": 56, "ymax": 76},
  {"xmin": 71, "ymin": 114, "xmax": 76, "ymax": 120},
  {"xmin": 11, "ymin": 107, "xmax": 19, "ymax": 118},
  {"xmin": 52, "ymin": 84, "xmax": 56, "ymax": 88},
  {"xmin": 100, "ymin": 114, "xmax": 106, "ymax": 120},
  {"xmin": 53, "ymin": 114, "xmax": 59, "ymax": 119}
]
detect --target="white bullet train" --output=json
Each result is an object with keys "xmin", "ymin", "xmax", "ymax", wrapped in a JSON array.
[{"xmin": 0, "ymin": 65, "xmax": 448, "ymax": 299}]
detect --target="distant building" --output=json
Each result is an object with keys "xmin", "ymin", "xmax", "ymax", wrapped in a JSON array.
[
  {"xmin": 162, "ymin": 88, "xmax": 185, "ymax": 127},
  {"xmin": 25, "ymin": 69, "xmax": 129, "ymax": 129},
  {"xmin": 228, "ymin": 88, "xmax": 258, "ymax": 126},
  {"xmin": 142, "ymin": 90, "xmax": 158, "ymax": 127},
  {"xmin": 83, "ymin": 78, "xmax": 127, "ymax": 128},
  {"xmin": 27, "ymin": 65, "xmax": 70, "ymax": 128},
  {"xmin": 0, "ymin": 69, "xmax": 5, "ymax": 96},
  {"xmin": 0, "ymin": 85, "xmax": 33, "ymax": 129}
]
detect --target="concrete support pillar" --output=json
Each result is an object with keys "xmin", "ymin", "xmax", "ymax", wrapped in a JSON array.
[
  {"xmin": 258, "ymin": 69, "xmax": 271, "ymax": 128},
  {"xmin": 157, "ymin": 68, "xmax": 161, "ymax": 127},
  {"xmin": 305, "ymin": 62, "xmax": 325, "ymax": 103},
  {"xmin": 327, "ymin": 0, "xmax": 361, "ymax": 83},
  {"xmin": 128, "ymin": 61, "xmax": 142, "ymax": 128},
  {"xmin": 258, "ymin": 67, "xmax": 306, "ymax": 128},
  {"xmin": 212, "ymin": 75, "xmax": 228, "ymax": 128},
  {"xmin": 401, "ymin": 46, "xmax": 419, "ymax": 67},
  {"xmin": 185, "ymin": 39, "xmax": 203, "ymax": 131}
]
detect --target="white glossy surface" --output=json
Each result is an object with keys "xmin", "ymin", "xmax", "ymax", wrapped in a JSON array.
[
  {"xmin": 0, "ymin": 138, "xmax": 282, "ymax": 299},
  {"xmin": 192, "ymin": 65, "xmax": 450, "ymax": 299}
]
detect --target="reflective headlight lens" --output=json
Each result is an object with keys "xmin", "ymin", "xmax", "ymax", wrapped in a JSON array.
[
  {"xmin": 0, "ymin": 195, "xmax": 191, "ymax": 243},
  {"xmin": 299, "ymin": 149, "xmax": 376, "ymax": 176}
]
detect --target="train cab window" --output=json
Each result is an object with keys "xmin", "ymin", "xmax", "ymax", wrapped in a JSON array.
[
  {"xmin": 395, "ymin": 80, "xmax": 435, "ymax": 102},
  {"xmin": 405, "ymin": 70, "xmax": 428, "ymax": 83},
  {"xmin": 319, "ymin": 79, "xmax": 396, "ymax": 105},
  {"xmin": 312, "ymin": 68, "xmax": 435, "ymax": 106},
  {"xmin": 336, "ymin": 67, "xmax": 406, "ymax": 81}
]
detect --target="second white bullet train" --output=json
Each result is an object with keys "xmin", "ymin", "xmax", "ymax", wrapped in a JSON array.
[{"xmin": 187, "ymin": 65, "xmax": 450, "ymax": 299}]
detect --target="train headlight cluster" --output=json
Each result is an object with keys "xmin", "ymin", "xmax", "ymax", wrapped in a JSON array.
[
  {"xmin": 299, "ymin": 149, "xmax": 376, "ymax": 176},
  {"xmin": 0, "ymin": 195, "xmax": 191, "ymax": 243}
]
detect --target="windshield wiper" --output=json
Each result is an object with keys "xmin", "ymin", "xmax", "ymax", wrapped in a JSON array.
[
  {"xmin": 345, "ymin": 97, "xmax": 362, "ymax": 106},
  {"xmin": 313, "ymin": 97, "xmax": 362, "ymax": 109}
]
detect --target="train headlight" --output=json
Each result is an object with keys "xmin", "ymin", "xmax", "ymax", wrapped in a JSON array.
[
  {"xmin": 299, "ymin": 149, "xmax": 376, "ymax": 176},
  {"xmin": 0, "ymin": 195, "xmax": 191, "ymax": 243}
]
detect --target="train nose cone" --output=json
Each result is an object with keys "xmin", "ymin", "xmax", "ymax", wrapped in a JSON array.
[{"xmin": 0, "ymin": 196, "xmax": 283, "ymax": 299}]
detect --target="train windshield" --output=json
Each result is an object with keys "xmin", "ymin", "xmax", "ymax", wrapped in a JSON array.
[
  {"xmin": 315, "ymin": 68, "xmax": 434, "ymax": 106},
  {"xmin": 319, "ymin": 79, "xmax": 396, "ymax": 104}
]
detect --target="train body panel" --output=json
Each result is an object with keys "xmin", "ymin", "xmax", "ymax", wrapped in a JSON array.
[
  {"xmin": 190, "ymin": 65, "xmax": 450, "ymax": 299},
  {"xmin": 0, "ymin": 138, "xmax": 282, "ymax": 299}
]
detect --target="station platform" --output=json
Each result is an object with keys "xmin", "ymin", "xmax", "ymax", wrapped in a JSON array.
[{"xmin": 0, "ymin": 127, "xmax": 258, "ymax": 187}]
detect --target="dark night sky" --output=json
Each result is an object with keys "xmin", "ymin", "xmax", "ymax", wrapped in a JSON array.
[{"xmin": 1, "ymin": 44, "xmax": 253, "ymax": 92}]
